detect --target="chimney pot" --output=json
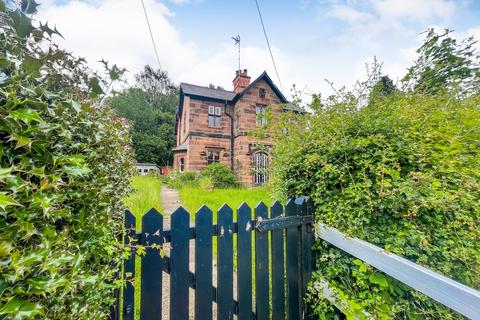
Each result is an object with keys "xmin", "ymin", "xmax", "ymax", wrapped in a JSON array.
[{"xmin": 233, "ymin": 69, "xmax": 251, "ymax": 93}]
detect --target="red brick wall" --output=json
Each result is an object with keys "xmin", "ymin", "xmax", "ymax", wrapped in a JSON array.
[
  {"xmin": 173, "ymin": 151, "xmax": 187, "ymax": 172},
  {"xmin": 232, "ymin": 79, "xmax": 283, "ymax": 186},
  {"xmin": 187, "ymin": 99, "xmax": 230, "ymax": 138},
  {"xmin": 175, "ymin": 79, "xmax": 284, "ymax": 186},
  {"xmin": 187, "ymin": 136, "xmax": 230, "ymax": 172}
]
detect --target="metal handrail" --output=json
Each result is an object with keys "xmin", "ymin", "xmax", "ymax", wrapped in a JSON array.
[{"xmin": 315, "ymin": 223, "xmax": 480, "ymax": 320}]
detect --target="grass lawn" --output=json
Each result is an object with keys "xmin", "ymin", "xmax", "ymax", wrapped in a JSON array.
[
  {"xmin": 179, "ymin": 186, "xmax": 274, "ymax": 220},
  {"xmin": 124, "ymin": 175, "xmax": 163, "ymax": 229},
  {"xmin": 121, "ymin": 180, "xmax": 275, "ymax": 319},
  {"xmin": 122, "ymin": 175, "xmax": 163, "ymax": 320}
]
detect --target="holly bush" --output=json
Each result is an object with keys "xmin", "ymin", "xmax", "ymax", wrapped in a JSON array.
[
  {"xmin": 271, "ymin": 92, "xmax": 480, "ymax": 319},
  {"xmin": 0, "ymin": 2, "xmax": 134, "ymax": 319}
]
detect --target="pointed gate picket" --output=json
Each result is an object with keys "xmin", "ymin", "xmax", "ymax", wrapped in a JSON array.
[{"xmin": 113, "ymin": 197, "xmax": 315, "ymax": 320}]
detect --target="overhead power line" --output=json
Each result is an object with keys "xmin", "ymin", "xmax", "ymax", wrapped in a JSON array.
[
  {"xmin": 140, "ymin": 0, "xmax": 162, "ymax": 70},
  {"xmin": 254, "ymin": 0, "xmax": 284, "ymax": 92}
]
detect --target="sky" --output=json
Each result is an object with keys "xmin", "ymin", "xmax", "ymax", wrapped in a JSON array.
[{"xmin": 36, "ymin": 0, "xmax": 480, "ymax": 100}]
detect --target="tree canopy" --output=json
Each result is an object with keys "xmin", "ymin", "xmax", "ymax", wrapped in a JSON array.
[
  {"xmin": 109, "ymin": 67, "xmax": 177, "ymax": 166},
  {"xmin": 403, "ymin": 28, "xmax": 480, "ymax": 96}
]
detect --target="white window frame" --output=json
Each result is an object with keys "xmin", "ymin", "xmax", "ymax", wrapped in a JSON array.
[{"xmin": 208, "ymin": 106, "xmax": 222, "ymax": 127}]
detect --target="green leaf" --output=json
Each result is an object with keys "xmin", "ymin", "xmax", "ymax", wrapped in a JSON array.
[
  {"xmin": 0, "ymin": 298, "xmax": 43, "ymax": 319},
  {"xmin": 8, "ymin": 134, "xmax": 32, "ymax": 149},
  {"xmin": 369, "ymin": 273, "xmax": 389, "ymax": 288},
  {"xmin": 9, "ymin": 108, "xmax": 43, "ymax": 124},
  {"xmin": 0, "ymin": 167, "xmax": 13, "ymax": 178},
  {"xmin": 88, "ymin": 76, "xmax": 104, "ymax": 97},
  {"xmin": 22, "ymin": 56, "xmax": 43, "ymax": 75},
  {"xmin": 0, "ymin": 241, "xmax": 13, "ymax": 258},
  {"xmin": 8, "ymin": 10, "xmax": 34, "ymax": 38},
  {"xmin": 0, "ymin": 58, "xmax": 11, "ymax": 70},
  {"xmin": 0, "ymin": 192, "xmax": 22, "ymax": 210},
  {"xmin": 21, "ymin": 0, "xmax": 40, "ymax": 15},
  {"xmin": 60, "ymin": 165, "xmax": 91, "ymax": 176}
]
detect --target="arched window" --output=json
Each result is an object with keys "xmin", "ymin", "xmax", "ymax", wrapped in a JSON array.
[{"xmin": 253, "ymin": 152, "xmax": 269, "ymax": 186}]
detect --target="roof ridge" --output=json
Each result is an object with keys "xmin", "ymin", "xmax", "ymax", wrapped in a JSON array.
[{"xmin": 180, "ymin": 82, "xmax": 234, "ymax": 93}]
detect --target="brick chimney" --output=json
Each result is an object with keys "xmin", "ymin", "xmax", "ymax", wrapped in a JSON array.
[{"xmin": 233, "ymin": 69, "xmax": 251, "ymax": 93}]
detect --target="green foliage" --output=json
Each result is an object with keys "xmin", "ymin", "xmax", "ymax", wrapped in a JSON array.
[
  {"xmin": 369, "ymin": 75, "xmax": 396, "ymax": 103},
  {"xmin": 201, "ymin": 163, "xmax": 239, "ymax": 189},
  {"xmin": 124, "ymin": 176, "xmax": 163, "ymax": 230},
  {"xmin": 179, "ymin": 186, "xmax": 272, "ymax": 219},
  {"xmin": 0, "ymin": 3, "xmax": 134, "ymax": 319},
  {"xmin": 164, "ymin": 170, "xmax": 199, "ymax": 189},
  {"xmin": 122, "ymin": 175, "xmax": 163, "ymax": 319},
  {"xmin": 108, "ymin": 68, "xmax": 177, "ymax": 167},
  {"xmin": 403, "ymin": 28, "xmax": 480, "ymax": 96},
  {"xmin": 272, "ymin": 90, "xmax": 480, "ymax": 319},
  {"xmin": 199, "ymin": 176, "xmax": 214, "ymax": 191}
]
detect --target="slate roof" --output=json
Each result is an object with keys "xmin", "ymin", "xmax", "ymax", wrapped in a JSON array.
[
  {"xmin": 176, "ymin": 71, "xmax": 292, "ymax": 126},
  {"xmin": 180, "ymin": 83, "xmax": 236, "ymax": 101},
  {"xmin": 172, "ymin": 142, "xmax": 188, "ymax": 152}
]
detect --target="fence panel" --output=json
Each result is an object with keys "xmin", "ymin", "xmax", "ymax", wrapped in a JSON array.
[
  {"xmin": 297, "ymin": 197, "xmax": 309, "ymax": 317},
  {"xmin": 255, "ymin": 202, "xmax": 270, "ymax": 320},
  {"xmin": 271, "ymin": 200, "xmax": 286, "ymax": 320},
  {"xmin": 217, "ymin": 204, "xmax": 234, "ymax": 320},
  {"xmin": 119, "ymin": 197, "xmax": 314, "ymax": 320},
  {"xmin": 140, "ymin": 209, "xmax": 164, "ymax": 320},
  {"xmin": 118, "ymin": 196, "xmax": 480, "ymax": 320},
  {"xmin": 170, "ymin": 207, "xmax": 190, "ymax": 320},
  {"xmin": 285, "ymin": 199, "xmax": 300, "ymax": 320},
  {"xmin": 195, "ymin": 205, "xmax": 213, "ymax": 320},
  {"xmin": 237, "ymin": 203, "xmax": 253, "ymax": 320},
  {"xmin": 123, "ymin": 210, "xmax": 136, "ymax": 320}
]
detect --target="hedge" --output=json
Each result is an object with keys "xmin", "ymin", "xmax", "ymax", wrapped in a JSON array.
[
  {"xmin": 271, "ymin": 92, "xmax": 480, "ymax": 319},
  {"xmin": 0, "ymin": 4, "xmax": 134, "ymax": 319}
]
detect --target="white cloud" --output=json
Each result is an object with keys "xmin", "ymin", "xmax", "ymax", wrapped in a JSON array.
[
  {"xmin": 371, "ymin": 0, "xmax": 455, "ymax": 22},
  {"xmin": 35, "ymin": 0, "xmax": 297, "ymax": 96},
  {"xmin": 322, "ymin": 0, "xmax": 457, "ymax": 33},
  {"xmin": 327, "ymin": 4, "xmax": 374, "ymax": 27},
  {"xmin": 37, "ymin": 0, "xmax": 197, "ymax": 85}
]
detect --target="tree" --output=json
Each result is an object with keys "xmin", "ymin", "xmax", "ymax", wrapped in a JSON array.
[
  {"xmin": 368, "ymin": 75, "xmax": 397, "ymax": 105},
  {"xmin": 135, "ymin": 65, "xmax": 177, "ymax": 113},
  {"xmin": 403, "ymin": 28, "xmax": 480, "ymax": 96},
  {"xmin": 208, "ymin": 83, "xmax": 225, "ymax": 90},
  {"xmin": 109, "ymin": 69, "xmax": 178, "ymax": 166}
]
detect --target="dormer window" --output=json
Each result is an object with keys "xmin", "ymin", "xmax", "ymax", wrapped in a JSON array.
[
  {"xmin": 208, "ymin": 106, "xmax": 221, "ymax": 127},
  {"xmin": 259, "ymin": 88, "xmax": 266, "ymax": 98}
]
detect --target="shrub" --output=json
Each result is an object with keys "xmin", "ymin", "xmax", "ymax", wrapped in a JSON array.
[
  {"xmin": 201, "ymin": 163, "xmax": 238, "ymax": 189},
  {"xmin": 0, "ymin": 4, "xmax": 134, "ymax": 319},
  {"xmin": 272, "ymin": 92, "xmax": 480, "ymax": 319},
  {"xmin": 164, "ymin": 170, "xmax": 199, "ymax": 189}
]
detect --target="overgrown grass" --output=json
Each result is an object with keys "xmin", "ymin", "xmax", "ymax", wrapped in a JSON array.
[
  {"xmin": 179, "ymin": 186, "xmax": 274, "ymax": 219},
  {"xmin": 124, "ymin": 175, "xmax": 163, "ymax": 229},
  {"xmin": 122, "ymin": 175, "xmax": 163, "ymax": 320}
]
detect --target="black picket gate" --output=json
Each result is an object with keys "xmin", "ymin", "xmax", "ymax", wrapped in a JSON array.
[{"xmin": 111, "ymin": 196, "xmax": 315, "ymax": 320}]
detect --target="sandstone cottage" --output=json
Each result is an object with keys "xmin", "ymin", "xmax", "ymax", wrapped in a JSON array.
[{"xmin": 173, "ymin": 70, "xmax": 290, "ymax": 187}]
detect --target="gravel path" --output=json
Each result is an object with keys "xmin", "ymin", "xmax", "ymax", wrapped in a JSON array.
[{"xmin": 160, "ymin": 187, "xmax": 200, "ymax": 319}]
